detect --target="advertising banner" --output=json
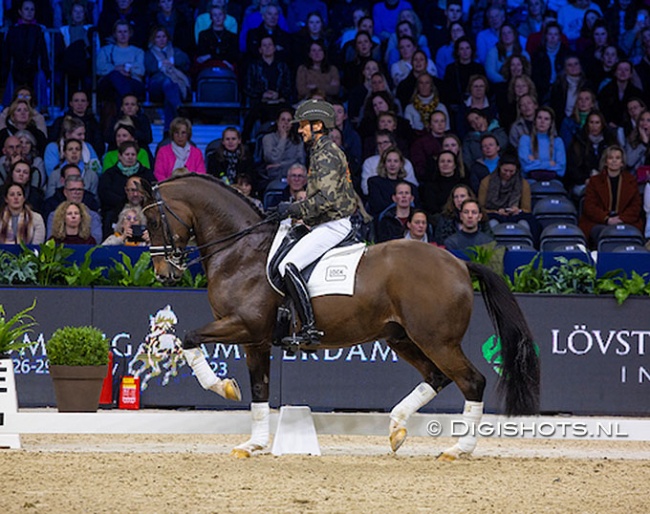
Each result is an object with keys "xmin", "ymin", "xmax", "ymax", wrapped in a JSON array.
[{"xmin": 2, "ymin": 288, "xmax": 648, "ymax": 415}]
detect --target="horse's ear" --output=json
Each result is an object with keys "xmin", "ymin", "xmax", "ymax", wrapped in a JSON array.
[{"xmin": 138, "ymin": 179, "xmax": 154, "ymax": 202}]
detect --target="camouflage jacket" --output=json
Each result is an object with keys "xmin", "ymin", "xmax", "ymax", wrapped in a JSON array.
[{"xmin": 288, "ymin": 134, "xmax": 357, "ymax": 226}]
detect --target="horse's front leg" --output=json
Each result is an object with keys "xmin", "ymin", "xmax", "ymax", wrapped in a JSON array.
[
  {"xmin": 231, "ymin": 344, "xmax": 271, "ymax": 458},
  {"xmin": 181, "ymin": 318, "xmax": 249, "ymax": 402}
]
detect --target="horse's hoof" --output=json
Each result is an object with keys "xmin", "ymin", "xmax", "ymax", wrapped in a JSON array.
[
  {"xmin": 390, "ymin": 427, "xmax": 407, "ymax": 452},
  {"xmin": 437, "ymin": 452, "xmax": 457, "ymax": 462},
  {"xmin": 224, "ymin": 379, "xmax": 242, "ymax": 401},
  {"xmin": 230, "ymin": 448, "xmax": 252, "ymax": 459}
]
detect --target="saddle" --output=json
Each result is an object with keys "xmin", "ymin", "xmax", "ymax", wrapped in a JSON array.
[{"xmin": 266, "ymin": 223, "xmax": 359, "ymax": 294}]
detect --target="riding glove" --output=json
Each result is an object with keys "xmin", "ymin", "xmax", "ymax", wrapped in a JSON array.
[{"xmin": 276, "ymin": 202, "xmax": 293, "ymax": 219}]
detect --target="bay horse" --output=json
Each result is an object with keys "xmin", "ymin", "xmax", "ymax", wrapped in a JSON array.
[{"xmin": 141, "ymin": 174, "xmax": 539, "ymax": 460}]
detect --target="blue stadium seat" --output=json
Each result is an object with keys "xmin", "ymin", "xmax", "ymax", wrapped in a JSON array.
[
  {"xmin": 597, "ymin": 225, "xmax": 645, "ymax": 252},
  {"xmin": 492, "ymin": 222, "xmax": 534, "ymax": 248},
  {"xmin": 533, "ymin": 196, "xmax": 578, "ymax": 229},
  {"xmin": 539, "ymin": 222, "xmax": 587, "ymax": 252}
]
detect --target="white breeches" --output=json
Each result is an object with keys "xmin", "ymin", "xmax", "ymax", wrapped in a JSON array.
[{"xmin": 278, "ymin": 217, "xmax": 352, "ymax": 276}]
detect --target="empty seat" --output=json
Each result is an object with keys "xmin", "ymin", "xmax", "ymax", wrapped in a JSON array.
[
  {"xmin": 505, "ymin": 242, "xmax": 536, "ymax": 252},
  {"xmin": 530, "ymin": 179, "xmax": 568, "ymax": 206},
  {"xmin": 612, "ymin": 243, "xmax": 650, "ymax": 253},
  {"xmin": 597, "ymin": 224, "xmax": 645, "ymax": 252},
  {"xmin": 196, "ymin": 67, "xmax": 240, "ymax": 105},
  {"xmin": 539, "ymin": 222, "xmax": 587, "ymax": 252},
  {"xmin": 533, "ymin": 196, "xmax": 578, "ymax": 228},
  {"xmin": 492, "ymin": 222, "xmax": 534, "ymax": 248}
]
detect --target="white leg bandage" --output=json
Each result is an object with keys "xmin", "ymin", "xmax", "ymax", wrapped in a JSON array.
[
  {"xmin": 447, "ymin": 400, "xmax": 484, "ymax": 456},
  {"xmin": 250, "ymin": 402, "xmax": 270, "ymax": 447},
  {"xmin": 390, "ymin": 382, "xmax": 437, "ymax": 430},
  {"xmin": 183, "ymin": 347, "xmax": 219, "ymax": 389}
]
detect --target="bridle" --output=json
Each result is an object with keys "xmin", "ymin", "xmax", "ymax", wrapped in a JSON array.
[{"xmin": 143, "ymin": 184, "xmax": 277, "ymax": 271}]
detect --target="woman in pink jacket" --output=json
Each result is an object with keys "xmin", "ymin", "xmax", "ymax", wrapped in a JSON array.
[{"xmin": 154, "ymin": 117, "xmax": 206, "ymax": 181}]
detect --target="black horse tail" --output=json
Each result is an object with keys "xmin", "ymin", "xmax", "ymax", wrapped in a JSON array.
[{"xmin": 466, "ymin": 261, "xmax": 540, "ymax": 416}]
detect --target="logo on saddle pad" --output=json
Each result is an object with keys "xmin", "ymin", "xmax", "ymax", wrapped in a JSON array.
[{"xmin": 326, "ymin": 265, "xmax": 348, "ymax": 281}]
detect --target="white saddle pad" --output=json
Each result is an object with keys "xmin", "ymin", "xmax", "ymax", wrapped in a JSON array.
[{"xmin": 267, "ymin": 221, "xmax": 366, "ymax": 298}]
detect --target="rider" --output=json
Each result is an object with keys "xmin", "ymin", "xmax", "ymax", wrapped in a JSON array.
[{"xmin": 276, "ymin": 99, "xmax": 357, "ymax": 345}]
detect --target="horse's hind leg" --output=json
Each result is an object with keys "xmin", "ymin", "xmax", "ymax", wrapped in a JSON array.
[
  {"xmin": 420, "ymin": 343, "xmax": 487, "ymax": 461},
  {"xmin": 386, "ymin": 338, "xmax": 452, "ymax": 452}
]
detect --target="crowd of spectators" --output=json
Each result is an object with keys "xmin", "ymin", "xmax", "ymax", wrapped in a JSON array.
[{"xmin": 1, "ymin": 0, "xmax": 650, "ymax": 250}]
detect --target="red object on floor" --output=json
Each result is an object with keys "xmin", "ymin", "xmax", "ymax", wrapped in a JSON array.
[
  {"xmin": 99, "ymin": 351, "xmax": 113, "ymax": 405},
  {"xmin": 119, "ymin": 376, "xmax": 141, "ymax": 410}
]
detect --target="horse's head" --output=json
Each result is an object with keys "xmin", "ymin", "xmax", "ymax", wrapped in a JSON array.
[{"xmin": 140, "ymin": 180, "xmax": 194, "ymax": 285}]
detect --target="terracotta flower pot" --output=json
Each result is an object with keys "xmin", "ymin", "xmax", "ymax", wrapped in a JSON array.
[{"xmin": 49, "ymin": 364, "xmax": 108, "ymax": 412}]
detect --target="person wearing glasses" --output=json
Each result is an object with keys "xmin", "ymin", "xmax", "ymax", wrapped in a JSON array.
[{"xmin": 102, "ymin": 206, "xmax": 149, "ymax": 245}]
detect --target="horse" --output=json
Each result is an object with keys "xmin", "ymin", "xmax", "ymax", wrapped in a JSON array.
[{"xmin": 141, "ymin": 174, "xmax": 540, "ymax": 460}]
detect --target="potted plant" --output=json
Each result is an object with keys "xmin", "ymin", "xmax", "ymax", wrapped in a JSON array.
[
  {"xmin": 0, "ymin": 300, "xmax": 38, "ymax": 359},
  {"xmin": 46, "ymin": 326, "xmax": 109, "ymax": 412}
]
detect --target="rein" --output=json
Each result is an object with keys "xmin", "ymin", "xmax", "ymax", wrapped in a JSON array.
[{"xmin": 144, "ymin": 184, "xmax": 277, "ymax": 269}]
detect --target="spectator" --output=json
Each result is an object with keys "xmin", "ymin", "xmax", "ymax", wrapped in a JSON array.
[
  {"xmin": 104, "ymin": 95, "xmax": 153, "ymax": 152},
  {"xmin": 403, "ymin": 73, "xmax": 449, "ymax": 132},
  {"xmin": 624, "ymin": 109, "xmax": 650, "ymax": 175},
  {"xmin": 194, "ymin": 0, "xmax": 238, "ymax": 43},
  {"xmin": 57, "ymin": 1, "xmax": 94, "ymax": 92},
  {"xmin": 518, "ymin": 106, "xmax": 566, "ymax": 180},
  {"xmin": 579, "ymin": 145, "xmax": 643, "ymax": 245},
  {"xmin": 0, "ymin": 137, "xmax": 27, "ymax": 187},
  {"xmin": 232, "ymin": 173, "xmax": 264, "ymax": 211},
  {"xmin": 376, "ymin": 180, "xmax": 415, "ymax": 242},
  {"xmin": 292, "ymin": 12, "xmax": 333, "ymax": 67},
  {"xmin": 239, "ymin": 0, "xmax": 290, "ymax": 53},
  {"xmin": 102, "ymin": 122, "xmax": 152, "ymax": 172},
  {"xmin": 462, "ymin": 109, "xmax": 508, "ymax": 170},
  {"xmin": 443, "ymin": 198, "xmax": 495, "ymax": 250},
  {"xmin": 0, "ymin": 182, "xmax": 45, "ymax": 244},
  {"xmin": 6, "ymin": 160, "xmax": 44, "ymax": 214},
  {"xmin": 558, "ymin": 0, "xmax": 602, "ymax": 43},
  {"xmin": 0, "ymin": 99, "xmax": 47, "ymax": 155},
  {"xmin": 242, "ymin": 35, "xmax": 292, "ymax": 141},
  {"xmin": 341, "ymin": 30, "xmax": 382, "ymax": 91},
  {"xmin": 442, "ymin": 37, "xmax": 486, "ymax": 112},
  {"xmin": 97, "ymin": 0, "xmax": 148, "ymax": 48},
  {"xmin": 0, "ymin": 87, "xmax": 47, "ymax": 136},
  {"xmin": 260, "ymin": 108, "xmax": 305, "ymax": 189},
  {"xmin": 207, "ymin": 127, "xmax": 253, "ymax": 185},
  {"xmin": 14, "ymin": 130, "xmax": 46, "ymax": 191},
  {"xmin": 566, "ymin": 110, "xmax": 616, "ymax": 197},
  {"xmin": 1, "ymin": 0, "xmax": 50, "ymax": 110},
  {"xmin": 49, "ymin": 200, "xmax": 96, "ymax": 245},
  {"xmin": 44, "ymin": 116, "xmax": 100, "ymax": 180},
  {"xmin": 286, "ymin": 0, "xmax": 327, "ymax": 34},
  {"xmin": 196, "ymin": 5, "xmax": 240, "ymax": 73},
  {"xmin": 420, "ymin": 149, "xmax": 467, "ymax": 215},
  {"xmin": 531, "ymin": 21, "xmax": 571, "ymax": 104},
  {"xmin": 404, "ymin": 209, "xmax": 431, "ymax": 242},
  {"xmin": 391, "ymin": 35, "xmax": 437, "ymax": 87},
  {"xmin": 150, "ymin": 0, "xmax": 195, "ymax": 57},
  {"xmin": 145, "ymin": 27, "xmax": 192, "ymax": 134},
  {"xmin": 102, "ymin": 174, "xmax": 145, "ymax": 238},
  {"xmin": 347, "ymin": 59, "xmax": 381, "ymax": 127},
  {"xmin": 367, "ymin": 146, "xmax": 417, "ymax": 218},
  {"xmin": 497, "ymin": 59, "xmax": 535, "ymax": 132},
  {"xmin": 46, "ymin": 138, "xmax": 100, "ymax": 201},
  {"xmin": 519, "ymin": 0, "xmax": 546, "ymax": 39},
  {"xmin": 154, "ymin": 117, "xmax": 206, "ymax": 181},
  {"xmin": 102, "ymin": 205, "xmax": 150, "ymax": 246},
  {"xmin": 476, "ymin": 6, "xmax": 505, "ymax": 64},
  {"xmin": 468, "ymin": 134, "xmax": 503, "ymax": 194},
  {"xmin": 484, "ymin": 23, "xmax": 529, "ymax": 85},
  {"xmin": 46, "ymin": 172, "xmax": 102, "ymax": 242},
  {"xmin": 478, "ymin": 155, "xmax": 539, "ymax": 243},
  {"xmin": 49, "ymin": 90, "xmax": 104, "ymax": 159},
  {"xmin": 434, "ymin": 184, "xmax": 482, "ymax": 244},
  {"xmin": 96, "ymin": 19, "xmax": 146, "ymax": 112},
  {"xmin": 558, "ymin": 89, "xmax": 597, "ymax": 149},
  {"xmin": 410, "ymin": 110, "xmax": 447, "ymax": 182},
  {"xmin": 246, "ymin": 4, "xmax": 292, "ymax": 64},
  {"xmin": 457, "ymin": 75, "xmax": 498, "ymax": 138},
  {"xmin": 549, "ymin": 55, "xmax": 593, "ymax": 128},
  {"xmin": 100, "ymin": 141, "xmax": 155, "ymax": 231},
  {"xmin": 384, "ymin": 14, "xmax": 431, "ymax": 69},
  {"xmin": 295, "ymin": 41, "xmax": 340, "ymax": 101},
  {"xmin": 509, "ymin": 94, "xmax": 539, "ymax": 149},
  {"xmin": 598, "ymin": 60, "xmax": 644, "ymax": 128}
]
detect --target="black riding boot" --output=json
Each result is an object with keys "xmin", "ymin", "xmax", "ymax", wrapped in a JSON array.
[{"xmin": 283, "ymin": 263, "xmax": 323, "ymax": 346}]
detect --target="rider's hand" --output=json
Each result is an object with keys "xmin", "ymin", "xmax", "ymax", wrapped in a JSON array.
[{"xmin": 276, "ymin": 202, "xmax": 292, "ymax": 219}]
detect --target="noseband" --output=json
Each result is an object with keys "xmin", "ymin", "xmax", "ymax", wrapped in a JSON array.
[{"xmin": 144, "ymin": 184, "xmax": 278, "ymax": 271}]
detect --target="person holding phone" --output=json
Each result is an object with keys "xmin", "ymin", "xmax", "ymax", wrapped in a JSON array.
[{"xmin": 102, "ymin": 206, "xmax": 149, "ymax": 246}]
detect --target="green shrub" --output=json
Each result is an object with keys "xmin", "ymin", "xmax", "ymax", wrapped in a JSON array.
[
  {"xmin": 46, "ymin": 326, "xmax": 109, "ymax": 366},
  {"xmin": 0, "ymin": 300, "xmax": 38, "ymax": 355}
]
